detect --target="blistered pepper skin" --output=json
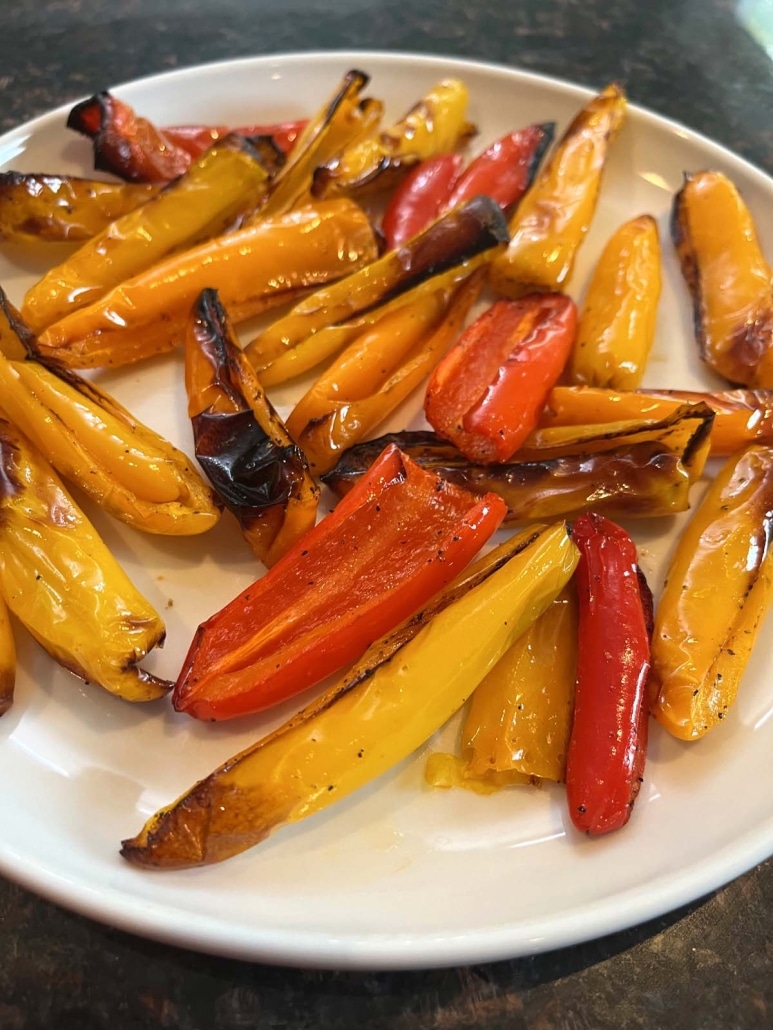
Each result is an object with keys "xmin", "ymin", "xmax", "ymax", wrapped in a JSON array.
[{"xmin": 649, "ymin": 444, "xmax": 773, "ymax": 740}]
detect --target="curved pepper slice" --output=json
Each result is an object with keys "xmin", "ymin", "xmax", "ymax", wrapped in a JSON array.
[
  {"xmin": 424, "ymin": 293, "xmax": 578, "ymax": 462},
  {"xmin": 649, "ymin": 444, "xmax": 773, "ymax": 740},
  {"xmin": 172, "ymin": 443, "xmax": 507, "ymax": 720},
  {"xmin": 122, "ymin": 523, "xmax": 578, "ymax": 868},
  {"xmin": 537, "ymin": 385, "xmax": 773, "ymax": 457},
  {"xmin": 570, "ymin": 214, "xmax": 662, "ymax": 389},
  {"xmin": 672, "ymin": 170, "xmax": 773, "ymax": 388},
  {"xmin": 565, "ymin": 512, "xmax": 652, "ymax": 835},
  {"xmin": 0, "ymin": 417, "xmax": 171, "ymax": 701},
  {"xmin": 489, "ymin": 83, "xmax": 627, "ymax": 298},
  {"xmin": 0, "ymin": 593, "xmax": 15, "ymax": 717},
  {"xmin": 185, "ymin": 289, "xmax": 319, "ymax": 565}
]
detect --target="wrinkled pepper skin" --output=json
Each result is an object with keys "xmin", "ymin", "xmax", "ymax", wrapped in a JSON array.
[
  {"xmin": 121, "ymin": 523, "xmax": 579, "ymax": 869},
  {"xmin": 489, "ymin": 84, "xmax": 627, "ymax": 298},
  {"xmin": 0, "ymin": 172, "xmax": 160, "ymax": 243},
  {"xmin": 185, "ymin": 289, "xmax": 319, "ymax": 565},
  {"xmin": 649, "ymin": 444, "xmax": 773, "ymax": 740},
  {"xmin": 324, "ymin": 405, "xmax": 714, "ymax": 522},
  {"xmin": 461, "ymin": 585, "xmax": 578, "ymax": 783},
  {"xmin": 424, "ymin": 293, "xmax": 578, "ymax": 462},
  {"xmin": 565, "ymin": 513, "xmax": 652, "ymax": 836},
  {"xmin": 672, "ymin": 170, "xmax": 773, "ymax": 388},
  {"xmin": 0, "ymin": 417, "xmax": 171, "ymax": 701},
  {"xmin": 570, "ymin": 215, "xmax": 662, "ymax": 389},
  {"xmin": 245, "ymin": 195, "xmax": 509, "ymax": 385},
  {"xmin": 0, "ymin": 592, "xmax": 16, "ymax": 716},
  {"xmin": 22, "ymin": 137, "xmax": 273, "ymax": 332},
  {"xmin": 35, "ymin": 199, "xmax": 378, "ymax": 369},
  {"xmin": 537, "ymin": 385, "xmax": 773, "ymax": 457},
  {"xmin": 286, "ymin": 272, "xmax": 484, "ymax": 474},
  {"xmin": 172, "ymin": 443, "xmax": 507, "ymax": 721},
  {"xmin": 313, "ymin": 78, "xmax": 476, "ymax": 198}
]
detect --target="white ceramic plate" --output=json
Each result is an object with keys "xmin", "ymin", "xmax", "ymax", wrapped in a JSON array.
[{"xmin": 1, "ymin": 51, "xmax": 772, "ymax": 971}]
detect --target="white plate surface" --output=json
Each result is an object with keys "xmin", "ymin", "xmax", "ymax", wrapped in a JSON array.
[{"xmin": 0, "ymin": 51, "xmax": 772, "ymax": 970}]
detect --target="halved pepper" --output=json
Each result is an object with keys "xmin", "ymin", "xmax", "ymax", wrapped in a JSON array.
[
  {"xmin": 323, "ymin": 404, "xmax": 714, "ymax": 522},
  {"xmin": 172, "ymin": 443, "xmax": 507, "ymax": 720},
  {"xmin": 22, "ymin": 135, "xmax": 275, "ymax": 332},
  {"xmin": 122, "ymin": 523, "xmax": 578, "ymax": 868},
  {"xmin": 0, "ymin": 172, "xmax": 160, "ymax": 243},
  {"xmin": 424, "ymin": 293, "xmax": 578, "ymax": 462},
  {"xmin": 537, "ymin": 385, "xmax": 773, "ymax": 457},
  {"xmin": 671, "ymin": 170, "xmax": 773, "ymax": 388},
  {"xmin": 312, "ymin": 78, "xmax": 476, "ymax": 198},
  {"xmin": 286, "ymin": 271, "xmax": 485, "ymax": 473},
  {"xmin": 569, "ymin": 214, "xmax": 662, "ymax": 389},
  {"xmin": 0, "ymin": 417, "xmax": 171, "ymax": 701},
  {"xmin": 649, "ymin": 444, "xmax": 773, "ymax": 740},
  {"xmin": 185, "ymin": 289, "xmax": 319, "ymax": 565},
  {"xmin": 489, "ymin": 83, "xmax": 627, "ymax": 298},
  {"xmin": 565, "ymin": 512, "xmax": 652, "ymax": 835},
  {"xmin": 244, "ymin": 195, "xmax": 509, "ymax": 385},
  {"xmin": 35, "ymin": 199, "xmax": 378, "ymax": 369}
]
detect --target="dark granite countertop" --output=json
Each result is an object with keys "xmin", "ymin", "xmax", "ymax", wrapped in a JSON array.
[{"xmin": 1, "ymin": 1, "xmax": 773, "ymax": 1027}]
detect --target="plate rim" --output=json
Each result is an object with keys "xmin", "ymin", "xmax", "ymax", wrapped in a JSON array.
[{"xmin": 1, "ymin": 48, "xmax": 772, "ymax": 971}]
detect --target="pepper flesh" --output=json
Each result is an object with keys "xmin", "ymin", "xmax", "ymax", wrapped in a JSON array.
[
  {"xmin": 424, "ymin": 293, "xmax": 578, "ymax": 462},
  {"xmin": 185, "ymin": 289, "xmax": 319, "ymax": 565},
  {"xmin": 489, "ymin": 83, "xmax": 627, "ymax": 298},
  {"xmin": 0, "ymin": 173, "xmax": 160, "ymax": 243},
  {"xmin": 570, "ymin": 215, "xmax": 662, "ymax": 389},
  {"xmin": 312, "ymin": 79, "xmax": 476, "ymax": 198},
  {"xmin": 0, "ymin": 592, "xmax": 15, "ymax": 716},
  {"xmin": 0, "ymin": 417, "xmax": 170, "ymax": 701},
  {"xmin": 121, "ymin": 523, "xmax": 579, "ymax": 868},
  {"xmin": 537, "ymin": 385, "xmax": 773, "ymax": 457},
  {"xmin": 22, "ymin": 137, "xmax": 274, "ymax": 332},
  {"xmin": 35, "ymin": 199, "xmax": 378, "ymax": 369},
  {"xmin": 649, "ymin": 444, "xmax": 773, "ymax": 740},
  {"xmin": 172, "ymin": 443, "xmax": 507, "ymax": 720},
  {"xmin": 323, "ymin": 404, "xmax": 714, "ymax": 522},
  {"xmin": 381, "ymin": 153, "xmax": 464, "ymax": 250},
  {"xmin": 565, "ymin": 512, "xmax": 652, "ymax": 835},
  {"xmin": 672, "ymin": 170, "xmax": 773, "ymax": 388},
  {"xmin": 286, "ymin": 271, "xmax": 484, "ymax": 474}
]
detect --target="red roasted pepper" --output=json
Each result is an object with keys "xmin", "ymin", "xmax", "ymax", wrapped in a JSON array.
[
  {"xmin": 565, "ymin": 512, "xmax": 652, "ymax": 836},
  {"xmin": 162, "ymin": 120, "xmax": 306, "ymax": 159},
  {"xmin": 173, "ymin": 443, "xmax": 507, "ymax": 720},
  {"xmin": 424, "ymin": 293, "xmax": 577, "ymax": 463},
  {"xmin": 381, "ymin": 124, "xmax": 554, "ymax": 249}
]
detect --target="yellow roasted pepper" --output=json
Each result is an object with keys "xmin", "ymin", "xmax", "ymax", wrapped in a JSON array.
[
  {"xmin": 570, "ymin": 214, "xmax": 661, "ymax": 389},
  {"xmin": 649, "ymin": 444, "xmax": 773, "ymax": 740},
  {"xmin": 489, "ymin": 83, "xmax": 627, "ymax": 298},
  {"xmin": 120, "ymin": 522, "xmax": 579, "ymax": 868},
  {"xmin": 35, "ymin": 199, "xmax": 378, "ymax": 369},
  {"xmin": 0, "ymin": 592, "xmax": 15, "ymax": 716},
  {"xmin": 0, "ymin": 417, "xmax": 171, "ymax": 701},
  {"xmin": 672, "ymin": 170, "xmax": 773, "ymax": 388},
  {"xmin": 22, "ymin": 137, "xmax": 273, "ymax": 331}
]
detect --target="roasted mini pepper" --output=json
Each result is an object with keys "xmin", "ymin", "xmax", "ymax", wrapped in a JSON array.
[
  {"xmin": 35, "ymin": 199, "xmax": 378, "ymax": 369},
  {"xmin": 324, "ymin": 404, "xmax": 714, "ymax": 523},
  {"xmin": 245, "ymin": 195, "xmax": 509, "ymax": 385},
  {"xmin": 381, "ymin": 153, "xmax": 465, "ymax": 250},
  {"xmin": 172, "ymin": 443, "xmax": 507, "ymax": 720},
  {"xmin": 0, "ymin": 593, "xmax": 15, "ymax": 716},
  {"xmin": 286, "ymin": 271, "xmax": 484, "ymax": 473},
  {"xmin": 649, "ymin": 444, "xmax": 773, "ymax": 740},
  {"xmin": 570, "ymin": 215, "xmax": 662, "ymax": 389},
  {"xmin": 185, "ymin": 289, "xmax": 319, "ymax": 565},
  {"xmin": 424, "ymin": 293, "xmax": 578, "ymax": 462},
  {"xmin": 537, "ymin": 385, "xmax": 773, "ymax": 457},
  {"xmin": 489, "ymin": 83, "xmax": 627, "ymax": 298},
  {"xmin": 122, "ymin": 522, "xmax": 579, "ymax": 868},
  {"xmin": 0, "ymin": 172, "xmax": 160, "ymax": 243},
  {"xmin": 672, "ymin": 170, "xmax": 773, "ymax": 388},
  {"xmin": 22, "ymin": 136, "xmax": 274, "ymax": 332},
  {"xmin": 0, "ymin": 417, "xmax": 171, "ymax": 702},
  {"xmin": 565, "ymin": 512, "xmax": 652, "ymax": 835}
]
